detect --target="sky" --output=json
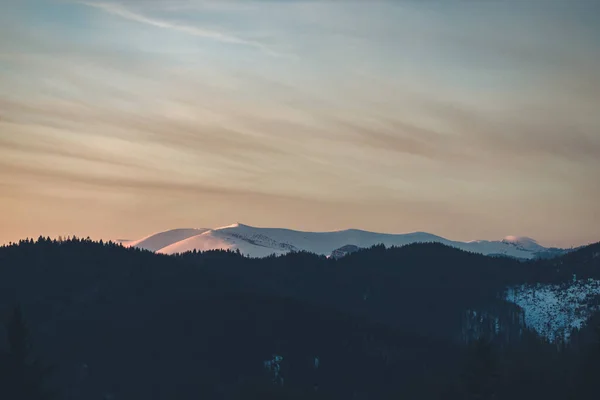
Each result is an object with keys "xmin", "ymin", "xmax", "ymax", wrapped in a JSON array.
[{"xmin": 0, "ymin": 0, "xmax": 599, "ymax": 247}]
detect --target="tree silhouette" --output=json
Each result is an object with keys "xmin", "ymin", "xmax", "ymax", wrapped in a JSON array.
[
  {"xmin": 457, "ymin": 337, "xmax": 500, "ymax": 400},
  {"xmin": 1, "ymin": 236, "xmax": 600, "ymax": 399},
  {"xmin": 0, "ymin": 305, "xmax": 56, "ymax": 400},
  {"xmin": 575, "ymin": 323, "xmax": 600, "ymax": 400}
]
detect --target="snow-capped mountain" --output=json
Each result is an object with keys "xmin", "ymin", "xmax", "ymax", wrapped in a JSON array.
[{"xmin": 121, "ymin": 223, "xmax": 565, "ymax": 259}]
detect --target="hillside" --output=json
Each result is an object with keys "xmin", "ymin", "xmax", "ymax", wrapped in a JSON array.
[{"xmin": 0, "ymin": 238, "xmax": 599, "ymax": 399}]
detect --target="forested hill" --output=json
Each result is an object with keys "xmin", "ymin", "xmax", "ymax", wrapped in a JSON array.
[
  {"xmin": 0, "ymin": 238, "xmax": 599, "ymax": 399},
  {"xmin": 181, "ymin": 240, "xmax": 600, "ymax": 340}
]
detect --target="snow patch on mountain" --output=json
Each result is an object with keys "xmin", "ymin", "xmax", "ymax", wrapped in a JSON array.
[
  {"xmin": 121, "ymin": 228, "xmax": 209, "ymax": 252},
  {"xmin": 158, "ymin": 225, "xmax": 457, "ymax": 258},
  {"xmin": 502, "ymin": 236, "xmax": 545, "ymax": 252},
  {"xmin": 330, "ymin": 245, "xmax": 362, "ymax": 259},
  {"xmin": 506, "ymin": 279, "xmax": 600, "ymax": 341},
  {"xmin": 157, "ymin": 228, "xmax": 290, "ymax": 258}
]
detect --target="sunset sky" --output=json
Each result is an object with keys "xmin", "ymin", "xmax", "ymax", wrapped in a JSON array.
[{"xmin": 1, "ymin": 0, "xmax": 599, "ymax": 247}]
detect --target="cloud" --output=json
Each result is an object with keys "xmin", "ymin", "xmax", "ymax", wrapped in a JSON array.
[
  {"xmin": 0, "ymin": 97, "xmax": 289, "ymax": 166},
  {"xmin": 0, "ymin": 159, "xmax": 372, "ymax": 208},
  {"xmin": 78, "ymin": 1, "xmax": 285, "ymax": 56},
  {"xmin": 1, "ymin": 0, "xmax": 599, "ymax": 246},
  {"xmin": 327, "ymin": 117, "xmax": 469, "ymax": 164},
  {"xmin": 0, "ymin": 136, "xmax": 141, "ymax": 170}
]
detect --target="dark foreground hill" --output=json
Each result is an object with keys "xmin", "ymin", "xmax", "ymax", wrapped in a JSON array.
[{"xmin": 1, "ymin": 238, "xmax": 599, "ymax": 399}]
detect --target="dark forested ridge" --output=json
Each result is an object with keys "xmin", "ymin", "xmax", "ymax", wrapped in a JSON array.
[{"xmin": 1, "ymin": 237, "xmax": 600, "ymax": 399}]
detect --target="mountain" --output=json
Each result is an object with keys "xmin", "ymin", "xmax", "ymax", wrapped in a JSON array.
[{"xmin": 124, "ymin": 223, "xmax": 566, "ymax": 260}]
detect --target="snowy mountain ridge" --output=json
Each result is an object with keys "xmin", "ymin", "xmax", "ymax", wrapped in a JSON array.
[{"xmin": 121, "ymin": 223, "xmax": 566, "ymax": 260}]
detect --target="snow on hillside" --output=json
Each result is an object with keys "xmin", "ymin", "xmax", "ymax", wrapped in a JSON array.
[
  {"xmin": 501, "ymin": 236, "xmax": 546, "ymax": 252},
  {"xmin": 330, "ymin": 245, "xmax": 361, "ymax": 259},
  {"xmin": 157, "ymin": 228, "xmax": 289, "ymax": 258},
  {"xmin": 158, "ymin": 224, "xmax": 456, "ymax": 258},
  {"xmin": 123, "ymin": 223, "xmax": 561, "ymax": 259},
  {"xmin": 506, "ymin": 279, "xmax": 600, "ymax": 341},
  {"xmin": 121, "ymin": 228, "xmax": 209, "ymax": 252}
]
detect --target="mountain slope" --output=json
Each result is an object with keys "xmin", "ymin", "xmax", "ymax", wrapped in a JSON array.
[
  {"xmin": 158, "ymin": 228, "xmax": 290, "ymax": 258},
  {"xmin": 128, "ymin": 223, "xmax": 566, "ymax": 259},
  {"xmin": 121, "ymin": 228, "xmax": 209, "ymax": 252},
  {"xmin": 507, "ymin": 279, "xmax": 600, "ymax": 341},
  {"xmin": 501, "ymin": 236, "xmax": 546, "ymax": 252}
]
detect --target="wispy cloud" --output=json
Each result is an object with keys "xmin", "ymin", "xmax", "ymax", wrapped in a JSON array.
[
  {"xmin": 0, "ymin": 135, "xmax": 141, "ymax": 170},
  {"xmin": 1, "ymin": 0, "xmax": 599, "ymax": 247},
  {"xmin": 78, "ymin": 1, "xmax": 285, "ymax": 56}
]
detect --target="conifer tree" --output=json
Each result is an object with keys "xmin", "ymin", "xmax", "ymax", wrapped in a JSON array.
[
  {"xmin": 458, "ymin": 337, "xmax": 500, "ymax": 400},
  {"xmin": 0, "ymin": 305, "xmax": 56, "ymax": 400},
  {"xmin": 576, "ymin": 323, "xmax": 600, "ymax": 400}
]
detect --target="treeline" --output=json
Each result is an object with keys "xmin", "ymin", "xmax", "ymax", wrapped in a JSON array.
[{"xmin": 0, "ymin": 238, "xmax": 599, "ymax": 399}]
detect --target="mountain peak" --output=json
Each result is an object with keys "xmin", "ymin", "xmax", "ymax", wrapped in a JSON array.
[
  {"xmin": 502, "ymin": 236, "xmax": 543, "ymax": 251},
  {"xmin": 215, "ymin": 222, "xmax": 251, "ymax": 230},
  {"xmin": 504, "ymin": 235, "xmax": 537, "ymax": 242}
]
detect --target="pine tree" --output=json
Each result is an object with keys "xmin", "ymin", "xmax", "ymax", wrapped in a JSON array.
[
  {"xmin": 0, "ymin": 305, "xmax": 56, "ymax": 400},
  {"xmin": 458, "ymin": 337, "xmax": 500, "ymax": 400},
  {"xmin": 576, "ymin": 323, "xmax": 600, "ymax": 400}
]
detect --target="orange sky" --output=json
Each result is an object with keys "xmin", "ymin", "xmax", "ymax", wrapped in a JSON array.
[{"xmin": 1, "ymin": 0, "xmax": 599, "ymax": 248}]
